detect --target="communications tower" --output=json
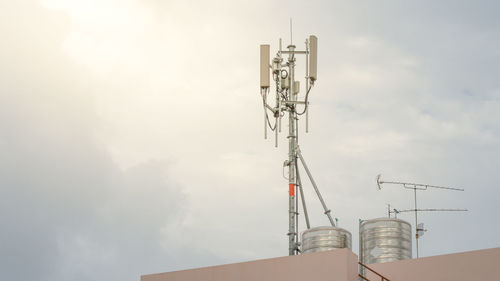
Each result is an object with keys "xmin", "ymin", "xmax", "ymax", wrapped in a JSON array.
[{"xmin": 260, "ymin": 32, "xmax": 335, "ymax": 255}]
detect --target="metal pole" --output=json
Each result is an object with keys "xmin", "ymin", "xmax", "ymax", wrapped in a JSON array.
[
  {"xmin": 414, "ymin": 187, "xmax": 419, "ymax": 258},
  {"xmin": 278, "ymin": 39, "xmax": 282, "ymax": 134},
  {"xmin": 295, "ymin": 170, "xmax": 299, "ymax": 249},
  {"xmin": 295, "ymin": 117, "xmax": 299, "ymax": 250},
  {"xmin": 275, "ymin": 89, "xmax": 279, "ymax": 147},
  {"xmin": 296, "ymin": 146, "xmax": 336, "ymax": 226},
  {"xmin": 295, "ymin": 159, "xmax": 310, "ymax": 229},
  {"xmin": 305, "ymin": 38, "xmax": 309, "ymax": 133},
  {"xmin": 287, "ymin": 44, "xmax": 297, "ymax": 256},
  {"xmin": 359, "ymin": 219, "xmax": 365, "ymax": 280},
  {"xmin": 263, "ymin": 89, "xmax": 267, "ymax": 139}
]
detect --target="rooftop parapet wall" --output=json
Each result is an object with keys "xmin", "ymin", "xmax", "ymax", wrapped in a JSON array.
[
  {"xmin": 142, "ymin": 246, "xmax": 500, "ymax": 281},
  {"xmin": 367, "ymin": 247, "xmax": 500, "ymax": 281},
  {"xmin": 141, "ymin": 248, "xmax": 358, "ymax": 281}
]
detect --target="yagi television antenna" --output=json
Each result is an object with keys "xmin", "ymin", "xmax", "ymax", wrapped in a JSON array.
[
  {"xmin": 260, "ymin": 30, "xmax": 335, "ymax": 256},
  {"xmin": 377, "ymin": 174, "xmax": 467, "ymax": 258}
]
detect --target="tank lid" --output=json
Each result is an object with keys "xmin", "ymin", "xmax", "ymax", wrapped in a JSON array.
[
  {"xmin": 301, "ymin": 225, "xmax": 351, "ymax": 235},
  {"xmin": 360, "ymin": 217, "xmax": 411, "ymax": 226}
]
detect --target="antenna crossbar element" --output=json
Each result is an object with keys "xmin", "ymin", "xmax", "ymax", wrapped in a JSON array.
[
  {"xmin": 393, "ymin": 208, "xmax": 468, "ymax": 213},
  {"xmin": 281, "ymin": 51, "xmax": 307, "ymax": 54},
  {"xmin": 376, "ymin": 174, "xmax": 464, "ymax": 191}
]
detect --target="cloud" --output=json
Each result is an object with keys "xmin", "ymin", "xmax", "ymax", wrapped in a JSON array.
[
  {"xmin": 1, "ymin": 0, "xmax": 500, "ymax": 280},
  {"xmin": 0, "ymin": 2, "xmax": 222, "ymax": 280}
]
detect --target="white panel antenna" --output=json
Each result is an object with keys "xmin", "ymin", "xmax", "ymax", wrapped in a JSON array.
[
  {"xmin": 309, "ymin": 35, "xmax": 318, "ymax": 81},
  {"xmin": 260, "ymin": 45, "xmax": 270, "ymax": 88}
]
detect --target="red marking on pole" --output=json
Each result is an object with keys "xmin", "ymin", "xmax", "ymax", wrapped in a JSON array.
[{"xmin": 289, "ymin": 183, "xmax": 295, "ymax": 196}]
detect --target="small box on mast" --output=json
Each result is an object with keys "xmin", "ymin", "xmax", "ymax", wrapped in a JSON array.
[
  {"xmin": 309, "ymin": 36, "xmax": 317, "ymax": 81},
  {"xmin": 260, "ymin": 45, "xmax": 270, "ymax": 88},
  {"xmin": 281, "ymin": 77, "xmax": 289, "ymax": 89},
  {"xmin": 294, "ymin": 81, "xmax": 300, "ymax": 94}
]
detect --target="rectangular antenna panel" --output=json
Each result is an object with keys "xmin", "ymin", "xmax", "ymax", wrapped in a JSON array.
[
  {"xmin": 260, "ymin": 45, "xmax": 270, "ymax": 88},
  {"xmin": 309, "ymin": 35, "xmax": 317, "ymax": 81},
  {"xmin": 281, "ymin": 77, "xmax": 289, "ymax": 89},
  {"xmin": 293, "ymin": 81, "xmax": 300, "ymax": 94}
]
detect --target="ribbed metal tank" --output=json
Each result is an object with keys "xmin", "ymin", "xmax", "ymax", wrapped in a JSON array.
[
  {"xmin": 360, "ymin": 218, "xmax": 412, "ymax": 264},
  {"xmin": 301, "ymin": 226, "xmax": 352, "ymax": 254}
]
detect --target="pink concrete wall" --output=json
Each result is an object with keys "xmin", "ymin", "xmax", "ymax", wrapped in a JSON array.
[
  {"xmin": 366, "ymin": 247, "xmax": 500, "ymax": 281},
  {"xmin": 142, "ymin": 248, "xmax": 358, "ymax": 281}
]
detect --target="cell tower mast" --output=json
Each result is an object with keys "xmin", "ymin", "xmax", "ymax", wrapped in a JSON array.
[{"xmin": 260, "ymin": 29, "xmax": 335, "ymax": 256}]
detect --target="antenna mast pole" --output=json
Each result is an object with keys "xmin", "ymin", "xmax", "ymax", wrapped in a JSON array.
[
  {"xmin": 414, "ymin": 187, "xmax": 419, "ymax": 257},
  {"xmin": 287, "ymin": 42, "xmax": 297, "ymax": 256}
]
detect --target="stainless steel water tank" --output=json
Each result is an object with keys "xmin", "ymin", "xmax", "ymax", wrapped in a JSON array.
[
  {"xmin": 360, "ymin": 218, "xmax": 412, "ymax": 264},
  {"xmin": 301, "ymin": 226, "xmax": 352, "ymax": 254}
]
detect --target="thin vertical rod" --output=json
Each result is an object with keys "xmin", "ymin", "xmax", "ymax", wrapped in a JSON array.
[
  {"xmin": 414, "ymin": 187, "xmax": 419, "ymax": 258},
  {"xmin": 296, "ymin": 147, "xmax": 336, "ymax": 226},
  {"xmin": 278, "ymin": 39, "xmax": 282, "ymax": 133},
  {"xmin": 263, "ymin": 90, "xmax": 267, "ymax": 139},
  {"xmin": 279, "ymin": 101, "xmax": 282, "ymax": 133},
  {"xmin": 275, "ymin": 91, "xmax": 279, "ymax": 147},
  {"xmin": 305, "ymin": 38, "xmax": 309, "ymax": 133},
  {"xmin": 306, "ymin": 108, "xmax": 309, "ymax": 133}
]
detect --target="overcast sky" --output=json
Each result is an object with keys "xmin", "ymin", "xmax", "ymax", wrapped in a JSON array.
[{"xmin": 1, "ymin": 0, "xmax": 499, "ymax": 280}]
